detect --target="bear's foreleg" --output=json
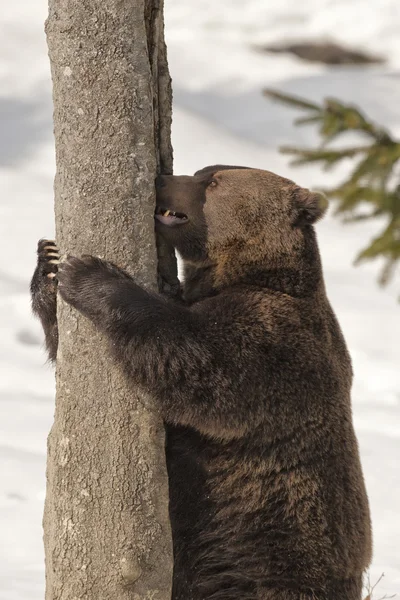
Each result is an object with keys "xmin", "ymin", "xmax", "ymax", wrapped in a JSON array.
[{"xmin": 57, "ymin": 255, "xmax": 259, "ymax": 438}]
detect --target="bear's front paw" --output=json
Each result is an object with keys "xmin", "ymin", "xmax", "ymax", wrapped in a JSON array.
[
  {"xmin": 57, "ymin": 255, "xmax": 132, "ymax": 322},
  {"xmin": 37, "ymin": 239, "xmax": 60, "ymax": 280},
  {"xmin": 30, "ymin": 239, "xmax": 60, "ymax": 310}
]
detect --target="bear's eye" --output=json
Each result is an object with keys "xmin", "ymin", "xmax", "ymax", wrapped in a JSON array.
[{"xmin": 208, "ymin": 179, "xmax": 218, "ymax": 188}]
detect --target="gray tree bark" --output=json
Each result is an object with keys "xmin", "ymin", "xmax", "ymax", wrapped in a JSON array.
[{"xmin": 44, "ymin": 1, "xmax": 176, "ymax": 598}]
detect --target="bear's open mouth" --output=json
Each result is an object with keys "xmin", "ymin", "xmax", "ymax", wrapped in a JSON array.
[{"xmin": 155, "ymin": 206, "xmax": 188, "ymax": 226}]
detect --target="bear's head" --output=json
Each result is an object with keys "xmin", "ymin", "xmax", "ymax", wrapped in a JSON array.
[{"xmin": 155, "ymin": 166, "xmax": 328, "ymax": 296}]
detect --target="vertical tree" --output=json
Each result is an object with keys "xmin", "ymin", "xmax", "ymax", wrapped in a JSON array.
[{"xmin": 44, "ymin": 1, "xmax": 176, "ymax": 598}]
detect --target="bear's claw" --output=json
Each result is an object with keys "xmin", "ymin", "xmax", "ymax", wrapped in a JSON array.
[{"xmin": 36, "ymin": 239, "xmax": 60, "ymax": 280}]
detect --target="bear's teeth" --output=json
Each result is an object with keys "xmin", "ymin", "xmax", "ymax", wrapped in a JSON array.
[{"xmin": 164, "ymin": 210, "xmax": 171, "ymax": 217}]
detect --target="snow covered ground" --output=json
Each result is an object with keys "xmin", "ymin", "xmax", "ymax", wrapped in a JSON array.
[{"xmin": 1, "ymin": 0, "xmax": 399, "ymax": 598}]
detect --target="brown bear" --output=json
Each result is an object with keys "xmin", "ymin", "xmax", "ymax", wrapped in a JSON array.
[{"xmin": 31, "ymin": 165, "xmax": 372, "ymax": 600}]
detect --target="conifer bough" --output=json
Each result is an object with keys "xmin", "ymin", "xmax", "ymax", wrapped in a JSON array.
[{"xmin": 264, "ymin": 88, "xmax": 400, "ymax": 287}]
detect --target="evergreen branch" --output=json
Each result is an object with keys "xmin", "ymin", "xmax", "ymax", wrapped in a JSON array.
[
  {"xmin": 294, "ymin": 115, "xmax": 322, "ymax": 126},
  {"xmin": 355, "ymin": 219, "xmax": 400, "ymax": 263},
  {"xmin": 263, "ymin": 89, "xmax": 320, "ymax": 111},
  {"xmin": 264, "ymin": 88, "xmax": 400, "ymax": 288},
  {"xmin": 346, "ymin": 150, "xmax": 395, "ymax": 190},
  {"xmin": 280, "ymin": 145, "xmax": 370, "ymax": 160},
  {"xmin": 378, "ymin": 259, "xmax": 397, "ymax": 286},
  {"xmin": 331, "ymin": 185, "xmax": 387, "ymax": 212}
]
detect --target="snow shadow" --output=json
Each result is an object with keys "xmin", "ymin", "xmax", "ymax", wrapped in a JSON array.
[
  {"xmin": 173, "ymin": 68, "xmax": 400, "ymax": 151},
  {"xmin": 0, "ymin": 95, "xmax": 52, "ymax": 166}
]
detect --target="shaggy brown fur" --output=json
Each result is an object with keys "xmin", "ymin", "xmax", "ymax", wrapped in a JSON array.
[{"xmin": 31, "ymin": 166, "xmax": 372, "ymax": 600}]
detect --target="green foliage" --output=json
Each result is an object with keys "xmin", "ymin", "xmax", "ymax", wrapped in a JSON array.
[{"xmin": 264, "ymin": 89, "xmax": 400, "ymax": 286}]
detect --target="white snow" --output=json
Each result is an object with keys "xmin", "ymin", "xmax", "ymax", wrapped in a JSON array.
[{"xmin": 1, "ymin": 0, "xmax": 399, "ymax": 598}]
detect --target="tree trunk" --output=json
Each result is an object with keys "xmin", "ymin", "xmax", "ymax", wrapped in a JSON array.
[{"xmin": 44, "ymin": 1, "xmax": 175, "ymax": 598}]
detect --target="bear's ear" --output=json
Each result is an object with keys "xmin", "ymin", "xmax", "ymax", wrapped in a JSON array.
[{"xmin": 292, "ymin": 187, "xmax": 328, "ymax": 227}]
